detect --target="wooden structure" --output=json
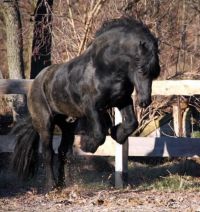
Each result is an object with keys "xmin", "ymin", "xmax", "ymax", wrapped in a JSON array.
[
  {"xmin": 0, "ymin": 79, "xmax": 32, "ymax": 94},
  {"xmin": 1, "ymin": 79, "xmax": 200, "ymax": 187}
]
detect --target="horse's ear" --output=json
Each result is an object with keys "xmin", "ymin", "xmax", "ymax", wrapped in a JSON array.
[
  {"xmin": 139, "ymin": 41, "xmax": 146, "ymax": 47},
  {"xmin": 139, "ymin": 41, "xmax": 147, "ymax": 53}
]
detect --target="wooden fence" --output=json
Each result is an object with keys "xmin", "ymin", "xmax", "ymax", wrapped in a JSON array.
[{"xmin": 1, "ymin": 79, "xmax": 200, "ymax": 187}]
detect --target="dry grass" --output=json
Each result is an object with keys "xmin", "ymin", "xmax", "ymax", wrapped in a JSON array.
[
  {"xmin": 0, "ymin": 95, "xmax": 12, "ymax": 116},
  {"xmin": 128, "ymin": 158, "xmax": 200, "ymax": 191}
]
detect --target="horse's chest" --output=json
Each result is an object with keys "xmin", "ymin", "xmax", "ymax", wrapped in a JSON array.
[
  {"xmin": 97, "ymin": 84, "xmax": 128, "ymax": 109},
  {"xmin": 109, "ymin": 82, "xmax": 129, "ymax": 99}
]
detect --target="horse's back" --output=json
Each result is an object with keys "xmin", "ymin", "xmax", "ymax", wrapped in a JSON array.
[{"xmin": 28, "ymin": 63, "xmax": 85, "ymax": 118}]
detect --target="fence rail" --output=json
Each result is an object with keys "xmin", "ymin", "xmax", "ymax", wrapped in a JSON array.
[
  {"xmin": 1, "ymin": 79, "xmax": 200, "ymax": 95},
  {"xmin": 2, "ymin": 135, "xmax": 200, "ymax": 157},
  {"xmin": 0, "ymin": 79, "xmax": 32, "ymax": 94},
  {"xmin": 1, "ymin": 79, "xmax": 200, "ymax": 187}
]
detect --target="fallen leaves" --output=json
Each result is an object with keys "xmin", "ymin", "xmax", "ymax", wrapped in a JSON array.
[{"xmin": 1, "ymin": 186, "xmax": 200, "ymax": 211}]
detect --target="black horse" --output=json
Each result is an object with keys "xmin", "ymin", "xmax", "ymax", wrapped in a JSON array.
[{"xmin": 12, "ymin": 17, "xmax": 160, "ymax": 192}]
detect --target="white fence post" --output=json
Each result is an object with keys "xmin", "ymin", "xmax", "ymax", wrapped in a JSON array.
[{"xmin": 114, "ymin": 108, "xmax": 128, "ymax": 188}]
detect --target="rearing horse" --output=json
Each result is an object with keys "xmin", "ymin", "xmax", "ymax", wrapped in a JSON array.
[{"xmin": 12, "ymin": 17, "xmax": 160, "ymax": 192}]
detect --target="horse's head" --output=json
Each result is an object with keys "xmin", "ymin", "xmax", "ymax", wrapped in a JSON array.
[
  {"xmin": 129, "ymin": 40, "xmax": 160, "ymax": 108},
  {"xmin": 92, "ymin": 18, "xmax": 160, "ymax": 108}
]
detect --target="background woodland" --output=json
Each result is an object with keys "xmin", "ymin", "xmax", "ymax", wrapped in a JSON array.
[
  {"xmin": 0, "ymin": 0, "xmax": 200, "ymax": 80},
  {"xmin": 0, "ymin": 0, "xmax": 200, "ymax": 128}
]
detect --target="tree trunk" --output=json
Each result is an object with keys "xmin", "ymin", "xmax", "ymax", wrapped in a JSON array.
[
  {"xmin": 30, "ymin": 0, "xmax": 53, "ymax": 79},
  {"xmin": 1, "ymin": 0, "xmax": 25, "ymax": 79},
  {"xmin": 0, "ymin": 0, "xmax": 27, "ymax": 122}
]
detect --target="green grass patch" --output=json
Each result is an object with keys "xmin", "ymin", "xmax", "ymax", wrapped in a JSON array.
[
  {"xmin": 191, "ymin": 131, "xmax": 200, "ymax": 138},
  {"xmin": 59, "ymin": 156, "xmax": 200, "ymax": 192},
  {"xmin": 150, "ymin": 175, "xmax": 200, "ymax": 191},
  {"xmin": 127, "ymin": 158, "xmax": 200, "ymax": 191}
]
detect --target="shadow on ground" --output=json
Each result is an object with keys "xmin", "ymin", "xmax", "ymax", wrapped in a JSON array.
[{"xmin": 1, "ymin": 153, "xmax": 200, "ymax": 198}]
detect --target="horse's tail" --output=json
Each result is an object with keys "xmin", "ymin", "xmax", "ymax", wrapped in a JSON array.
[{"xmin": 11, "ymin": 115, "xmax": 40, "ymax": 179}]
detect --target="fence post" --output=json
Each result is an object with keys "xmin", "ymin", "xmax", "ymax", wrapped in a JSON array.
[
  {"xmin": 173, "ymin": 103, "xmax": 182, "ymax": 137},
  {"xmin": 114, "ymin": 108, "xmax": 128, "ymax": 188},
  {"xmin": 173, "ymin": 98, "xmax": 190, "ymax": 137}
]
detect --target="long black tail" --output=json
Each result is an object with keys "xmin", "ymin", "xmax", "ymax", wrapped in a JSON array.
[{"xmin": 11, "ymin": 116, "xmax": 40, "ymax": 179}]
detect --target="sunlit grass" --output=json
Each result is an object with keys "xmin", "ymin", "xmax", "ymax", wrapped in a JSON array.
[
  {"xmin": 149, "ymin": 175, "xmax": 200, "ymax": 191},
  {"xmin": 60, "ymin": 156, "xmax": 200, "ymax": 192},
  {"xmin": 128, "ymin": 158, "xmax": 200, "ymax": 191}
]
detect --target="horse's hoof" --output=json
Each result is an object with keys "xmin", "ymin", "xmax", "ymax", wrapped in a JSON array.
[
  {"xmin": 111, "ymin": 125, "xmax": 124, "ymax": 143},
  {"xmin": 57, "ymin": 182, "xmax": 66, "ymax": 190},
  {"xmin": 42, "ymin": 186, "xmax": 56, "ymax": 194},
  {"xmin": 80, "ymin": 134, "xmax": 104, "ymax": 153},
  {"xmin": 80, "ymin": 140, "xmax": 98, "ymax": 153},
  {"xmin": 42, "ymin": 181, "xmax": 57, "ymax": 194},
  {"xmin": 80, "ymin": 144, "xmax": 97, "ymax": 153},
  {"xmin": 115, "ymin": 138, "xmax": 126, "ymax": 145},
  {"xmin": 57, "ymin": 177, "xmax": 66, "ymax": 189},
  {"xmin": 110, "ymin": 125, "xmax": 128, "ymax": 144}
]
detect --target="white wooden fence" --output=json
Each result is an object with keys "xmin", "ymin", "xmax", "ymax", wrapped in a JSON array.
[{"xmin": 1, "ymin": 79, "xmax": 200, "ymax": 187}]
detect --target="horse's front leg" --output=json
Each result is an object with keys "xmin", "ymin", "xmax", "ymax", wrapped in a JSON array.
[
  {"xmin": 80, "ymin": 108, "xmax": 106, "ymax": 153},
  {"xmin": 111, "ymin": 97, "xmax": 138, "ymax": 144}
]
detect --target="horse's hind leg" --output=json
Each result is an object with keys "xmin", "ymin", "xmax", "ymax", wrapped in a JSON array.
[
  {"xmin": 28, "ymin": 80, "xmax": 56, "ymax": 192},
  {"xmin": 55, "ymin": 116, "xmax": 75, "ymax": 187},
  {"xmin": 31, "ymin": 114, "xmax": 56, "ymax": 192},
  {"xmin": 40, "ymin": 127, "xmax": 56, "ymax": 191}
]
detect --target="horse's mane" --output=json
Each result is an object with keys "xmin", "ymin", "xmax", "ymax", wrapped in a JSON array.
[
  {"xmin": 95, "ymin": 16, "xmax": 150, "ymax": 37},
  {"xmin": 94, "ymin": 17, "xmax": 159, "ymax": 79}
]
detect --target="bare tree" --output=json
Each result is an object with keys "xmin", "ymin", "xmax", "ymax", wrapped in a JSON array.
[
  {"xmin": 30, "ymin": 0, "xmax": 53, "ymax": 78},
  {"xmin": 51, "ymin": 0, "xmax": 107, "ymax": 62}
]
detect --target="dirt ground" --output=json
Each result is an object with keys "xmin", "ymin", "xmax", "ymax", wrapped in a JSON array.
[
  {"xmin": 1, "ymin": 153, "xmax": 200, "ymax": 212},
  {"xmin": 1, "ymin": 187, "xmax": 200, "ymax": 211},
  {"xmin": 0, "ymin": 186, "xmax": 200, "ymax": 212}
]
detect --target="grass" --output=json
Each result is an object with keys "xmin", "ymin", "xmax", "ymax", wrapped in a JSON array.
[
  {"xmin": 150, "ymin": 175, "xmax": 200, "ymax": 191},
  {"xmin": 57, "ymin": 156, "xmax": 200, "ymax": 192},
  {"xmin": 191, "ymin": 131, "xmax": 200, "ymax": 138},
  {"xmin": 127, "ymin": 158, "xmax": 200, "ymax": 191}
]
